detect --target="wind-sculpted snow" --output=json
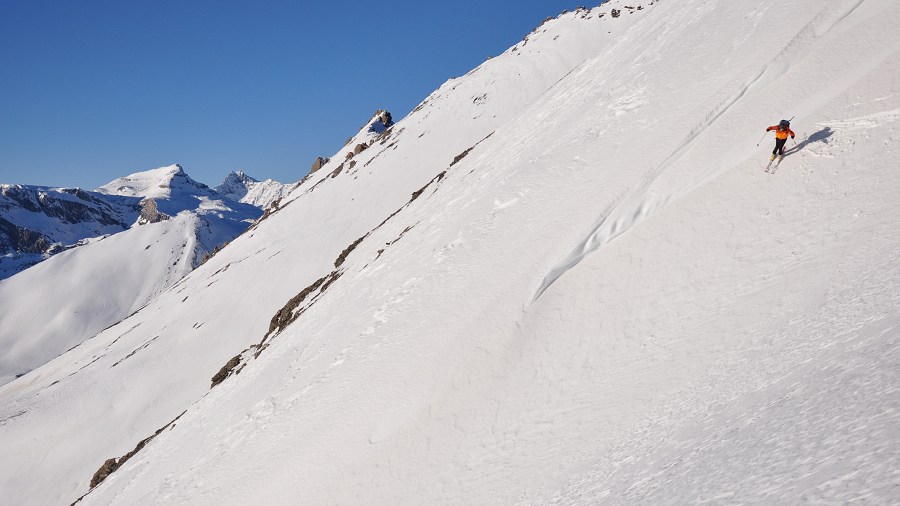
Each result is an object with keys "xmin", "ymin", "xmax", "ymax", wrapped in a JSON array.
[{"xmin": 2, "ymin": 0, "xmax": 900, "ymax": 504}]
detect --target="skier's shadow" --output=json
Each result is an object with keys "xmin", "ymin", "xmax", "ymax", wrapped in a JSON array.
[{"xmin": 784, "ymin": 127, "xmax": 833, "ymax": 155}]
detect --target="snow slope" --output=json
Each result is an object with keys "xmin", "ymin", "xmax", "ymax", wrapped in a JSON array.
[
  {"xmin": 0, "ymin": 214, "xmax": 202, "ymax": 385},
  {"xmin": 2, "ymin": 0, "xmax": 899, "ymax": 504},
  {"xmin": 0, "ymin": 165, "xmax": 263, "ymax": 386}
]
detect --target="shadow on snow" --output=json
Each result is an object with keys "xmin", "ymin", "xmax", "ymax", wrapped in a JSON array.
[{"xmin": 785, "ymin": 127, "xmax": 834, "ymax": 155}]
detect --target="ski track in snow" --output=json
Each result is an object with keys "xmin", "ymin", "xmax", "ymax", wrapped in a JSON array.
[
  {"xmin": 532, "ymin": 63, "xmax": 769, "ymax": 303},
  {"xmin": 532, "ymin": 0, "xmax": 900, "ymax": 305}
]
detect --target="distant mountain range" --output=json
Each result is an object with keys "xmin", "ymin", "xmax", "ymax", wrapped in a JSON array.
[
  {"xmin": 0, "ymin": 164, "xmax": 290, "ymax": 280},
  {"xmin": 0, "ymin": 164, "xmax": 292, "ymax": 384}
]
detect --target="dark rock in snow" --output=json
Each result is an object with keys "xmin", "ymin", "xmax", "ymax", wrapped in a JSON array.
[
  {"xmin": 214, "ymin": 171, "xmax": 258, "ymax": 201},
  {"xmin": 137, "ymin": 198, "xmax": 170, "ymax": 225},
  {"xmin": 90, "ymin": 458, "xmax": 119, "ymax": 489},
  {"xmin": 367, "ymin": 110, "xmax": 394, "ymax": 133},
  {"xmin": 0, "ymin": 216, "xmax": 54, "ymax": 254},
  {"xmin": 211, "ymin": 355, "xmax": 242, "ymax": 388},
  {"xmin": 310, "ymin": 157, "xmax": 329, "ymax": 173}
]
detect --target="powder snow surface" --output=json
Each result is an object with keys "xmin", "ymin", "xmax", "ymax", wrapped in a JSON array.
[{"xmin": 1, "ymin": 0, "xmax": 899, "ymax": 504}]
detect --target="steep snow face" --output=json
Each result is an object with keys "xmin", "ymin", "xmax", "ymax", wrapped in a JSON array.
[
  {"xmin": 215, "ymin": 171, "xmax": 294, "ymax": 208},
  {"xmin": 0, "ymin": 204, "xmax": 257, "ymax": 387},
  {"xmin": 0, "ymin": 165, "xmax": 264, "ymax": 386},
  {"xmin": 3, "ymin": 0, "xmax": 900, "ymax": 504},
  {"xmin": 0, "ymin": 214, "xmax": 202, "ymax": 385}
]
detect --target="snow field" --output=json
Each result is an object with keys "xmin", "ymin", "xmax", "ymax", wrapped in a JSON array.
[
  {"xmin": 0, "ymin": 214, "xmax": 201, "ymax": 385},
  {"xmin": 1, "ymin": 0, "xmax": 898, "ymax": 504}
]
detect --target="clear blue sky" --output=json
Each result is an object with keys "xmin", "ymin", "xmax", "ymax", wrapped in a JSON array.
[{"xmin": 0, "ymin": 1, "xmax": 583, "ymax": 189}]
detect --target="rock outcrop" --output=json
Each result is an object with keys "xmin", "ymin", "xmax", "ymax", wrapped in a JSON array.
[
  {"xmin": 0, "ymin": 216, "xmax": 54, "ymax": 254},
  {"xmin": 214, "ymin": 171, "xmax": 257, "ymax": 201},
  {"xmin": 367, "ymin": 110, "xmax": 394, "ymax": 134},
  {"xmin": 137, "ymin": 198, "xmax": 170, "ymax": 225},
  {"xmin": 310, "ymin": 157, "xmax": 329, "ymax": 173}
]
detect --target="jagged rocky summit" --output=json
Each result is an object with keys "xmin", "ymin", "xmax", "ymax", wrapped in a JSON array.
[{"xmin": 214, "ymin": 170, "xmax": 293, "ymax": 208}]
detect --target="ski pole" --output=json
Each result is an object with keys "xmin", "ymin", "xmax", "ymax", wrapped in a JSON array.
[{"xmin": 756, "ymin": 130, "xmax": 769, "ymax": 146}]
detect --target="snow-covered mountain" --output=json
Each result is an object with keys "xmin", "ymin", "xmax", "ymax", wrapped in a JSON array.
[
  {"xmin": 0, "ymin": 214, "xmax": 205, "ymax": 385},
  {"xmin": 2, "ymin": 0, "xmax": 899, "ymax": 504},
  {"xmin": 96, "ymin": 163, "xmax": 215, "ymax": 200},
  {"xmin": 0, "ymin": 164, "xmax": 267, "ymax": 385},
  {"xmin": 1, "ymin": 164, "xmax": 288, "ymax": 281},
  {"xmin": 0, "ymin": 184, "xmax": 139, "ymax": 278},
  {"xmin": 215, "ymin": 170, "xmax": 293, "ymax": 208},
  {"xmin": 0, "ymin": 165, "xmax": 268, "ymax": 280}
]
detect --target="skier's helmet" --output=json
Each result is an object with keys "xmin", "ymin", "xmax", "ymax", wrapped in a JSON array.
[{"xmin": 779, "ymin": 119, "xmax": 790, "ymax": 129}]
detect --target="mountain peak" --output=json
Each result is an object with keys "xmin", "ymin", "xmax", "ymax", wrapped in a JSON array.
[
  {"xmin": 215, "ymin": 170, "xmax": 259, "ymax": 201},
  {"xmin": 96, "ymin": 164, "xmax": 210, "ymax": 199},
  {"xmin": 215, "ymin": 170, "xmax": 292, "ymax": 208},
  {"xmin": 222, "ymin": 170, "xmax": 258, "ymax": 186}
]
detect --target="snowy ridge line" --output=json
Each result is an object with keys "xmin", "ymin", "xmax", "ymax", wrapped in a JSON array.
[
  {"xmin": 535, "ymin": 2, "xmax": 656, "ymax": 95},
  {"xmin": 271, "ymin": 115, "xmax": 400, "ymax": 209},
  {"xmin": 78, "ymin": 135, "xmax": 491, "ymax": 497},
  {"xmin": 246, "ymin": 124, "xmax": 403, "ymax": 233},
  {"xmin": 230, "ymin": 132, "xmax": 494, "ymax": 363}
]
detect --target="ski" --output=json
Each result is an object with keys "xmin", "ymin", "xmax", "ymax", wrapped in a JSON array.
[{"xmin": 765, "ymin": 155, "xmax": 785, "ymax": 174}]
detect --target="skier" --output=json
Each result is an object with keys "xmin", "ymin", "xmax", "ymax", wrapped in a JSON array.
[{"xmin": 766, "ymin": 119, "xmax": 795, "ymax": 161}]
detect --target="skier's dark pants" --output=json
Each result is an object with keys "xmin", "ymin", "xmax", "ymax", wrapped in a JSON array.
[{"xmin": 772, "ymin": 137, "xmax": 787, "ymax": 156}]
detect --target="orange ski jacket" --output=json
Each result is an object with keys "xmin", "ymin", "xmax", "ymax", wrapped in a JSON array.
[{"xmin": 766, "ymin": 125, "xmax": 795, "ymax": 140}]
